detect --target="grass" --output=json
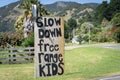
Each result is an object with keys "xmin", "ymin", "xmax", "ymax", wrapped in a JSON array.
[{"xmin": 0, "ymin": 47, "xmax": 120, "ymax": 80}]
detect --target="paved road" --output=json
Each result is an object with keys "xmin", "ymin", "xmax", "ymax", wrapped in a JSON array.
[
  {"xmin": 65, "ymin": 43, "xmax": 120, "ymax": 50},
  {"xmin": 97, "ymin": 44, "xmax": 120, "ymax": 50},
  {"xmin": 96, "ymin": 75, "xmax": 120, "ymax": 80}
]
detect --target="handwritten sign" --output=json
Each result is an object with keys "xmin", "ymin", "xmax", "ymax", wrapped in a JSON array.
[{"xmin": 34, "ymin": 17, "xmax": 64, "ymax": 77}]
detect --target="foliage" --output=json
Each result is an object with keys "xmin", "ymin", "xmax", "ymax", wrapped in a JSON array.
[
  {"xmin": 14, "ymin": 0, "xmax": 49, "ymax": 47},
  {"xmin": 77, "ymin": 22, "xmax": 95, "ymax": 43},
  {"xmin": 20, "ymin": 0, "xmax": 49, "ymax": 16},
  {"xmin": 95, "ymin": 1, "xmax": 108, "ymax": 23},
  {"xmin": 101, "ymin": 18, "xmax": 109, "ymax": 27},
  {"xmin": 0, "ymin": 1, "xmax": 98, "ymax": 33},
  {"xmin": 68, "ymin": 18, "xmax": 77, "ymax": 29},
  {"xmin": 105, "ymin": 0, "xmax": 120, "ymax": 21},
  {"xmin": 80, "ymin": 22, "xmax": 91, "ymax": 34},
  {"xmin": 45, "ymin": 1, "xmax": 99, "ymax": 24},
  {"xmin": 78, "ymin": 12, "xmax": 95, "ymax": 26},
  {"xmin": 97, "ymin": 32, "xmax": 107, "ymax": 42},
  {"xmin": 22, "ymin": 33, "xmax": 34, "ymax": 47},
  {"xmin": 14, "ymin": 15, "xmax": 24, "ymax": 32},
  {"xmin": 113, "ymin": 27, "xmax": 120, "ymax": 43},
  {"xmin": 45, "ymin": 2, "xmax": 98, "ymax": 13},
  {"xmin": 64, "ymin": 21, "xmax": 70, "ymax": 39},
  {"xmin": 68, "ymin": 18, "xmax": 77, "ymax": 37},
  {"xmin": 77, "ymin": 35, "xmax": 83, "ymax": 44},
  {"xmin": 111, "ymin": 13, "xmax": 120, "ymax": 26},
  {"xmin": 14, "ymin": 0, "xmax": 49, "ymax": 33},
  {"xmin": 20, "ymin": 0, "xmax": 39, "ymax": 10},
  {"xmin": 96, "ymin": 0, "xmax": 120, "ymax": 23},
  {"xmin": 0, "ymin": 32, "xmax": 23, "ymax": 48}
]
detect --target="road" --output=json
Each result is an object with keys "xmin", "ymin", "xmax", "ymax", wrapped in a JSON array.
[
  {"xmin": 65, "ymin": 43, "xmax": 120, "ymax": 50},
  {"xmin": 96, "ymin": 75, "xmax": 120, "ymax": 80},
  {"xmin": 97, "ymin": 44, "xmax": 120, "ymax": 50}
]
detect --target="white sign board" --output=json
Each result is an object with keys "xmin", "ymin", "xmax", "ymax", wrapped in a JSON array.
[{"xmin": 34, "ymin": 17, "xmax": 64, "ymax": 77}]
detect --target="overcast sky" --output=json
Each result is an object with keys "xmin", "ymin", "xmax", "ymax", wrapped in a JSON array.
[{"xmin": 0, "ymin": 0, "xmax": 110, "ymax": 7}]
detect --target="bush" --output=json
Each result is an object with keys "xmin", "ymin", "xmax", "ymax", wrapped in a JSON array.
[
  {"xmin": 77, "ymin": 35, "xmax": 83, "ymax": 44},
  {"xmin": 22, "ymin": 33, "xmax": 34, "ymax": 47},
  {"xmin": 0, "ymin": 32, "xmax": 23, "ymax": 48},
  {"xmin": 65, "ymin": 39, "xmax": 71, "ymax": 43},
  {"xmin": 113, "ymin": 27, "xmax": 120, "ymax": 43}
]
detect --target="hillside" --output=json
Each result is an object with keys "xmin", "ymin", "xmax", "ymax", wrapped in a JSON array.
[
  {"xmin": 0, "ymin": 1, "xmax": 99, "ymax": 32},
  {"xmin": 45, "ymin": 1, "xmax": 99, "ymax": 21},
  {"xmin": 0, "ymin": 1, "xmax": 22, "ymax": 32}
]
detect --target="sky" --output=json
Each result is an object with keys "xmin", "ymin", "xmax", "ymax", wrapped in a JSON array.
[
  {"xmin": 40, "ymin": 0, "xmax": 110, "ymax": 5},
  {"xmin": 0, "ymin": 0, "xmax": 18, "ymax": 7},
  {"xmin": 0, "ymin": 0, "xmax": 110, "ymax": 7}
]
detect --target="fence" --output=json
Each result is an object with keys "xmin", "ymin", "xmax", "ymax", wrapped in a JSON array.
[{"xmin": 0, "ymin": 47, "xmax": 34, "ymax": 64}]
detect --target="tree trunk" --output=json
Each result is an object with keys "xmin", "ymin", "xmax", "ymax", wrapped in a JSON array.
[{"xmin": 72, "ymin": 28, "xmax": 76, "ymax": 37}]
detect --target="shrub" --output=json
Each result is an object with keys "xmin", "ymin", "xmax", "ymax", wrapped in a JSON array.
[
  {"xmin": 77, "ymin": 35, "xmax": 83, "ymax": 44},
  {"xmin": 22, "ymin": 33, "xmax": 34, "ymax": 47},
  {"xmin": 113, "ymin": 27, "xmax": 120, "ymax": 43}
]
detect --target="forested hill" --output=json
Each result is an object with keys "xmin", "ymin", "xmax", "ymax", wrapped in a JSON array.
[
  {"xmin": 0, "ymin": 1, "xmax": 99, "ymax": 32},
  {"xmin": 45, "ymin": 1, "xmax": 99, "ymax": 20},
  {"xmin": 45, "ymin": 1, "xmax": 98, "ymax": 12}
]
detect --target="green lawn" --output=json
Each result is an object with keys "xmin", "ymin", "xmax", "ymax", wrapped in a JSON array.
[{"xmin": 0, "ymin": 47, "xmax": 120, "ymax": 80}]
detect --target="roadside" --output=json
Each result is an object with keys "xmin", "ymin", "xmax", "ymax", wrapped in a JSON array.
[
  {"xmin": 96, "ymin": 74, "xmax": 120, "ymax": 80},
  {"xmin": 65, "ymin": 43, "xmax": 120, "ymax": 50}
]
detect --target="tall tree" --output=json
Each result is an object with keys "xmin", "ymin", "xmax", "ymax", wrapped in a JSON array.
[
  {"xmin": 68, "ymin": 18, "xmax": 77, "ymax": 37},
  {"xmin": 64, "ymin": 21, "xmax": 70, "ymax": 39},
  {"xmin": 95, "ymin": 0, "xmax": 108, "ymax": 23},
  {"xmin": 105, "ymin": 0, "xmax": 120, "ymax": 21}
]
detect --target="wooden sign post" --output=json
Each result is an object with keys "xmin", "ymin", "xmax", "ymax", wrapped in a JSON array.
[{"xmin": 34, "ymin": 17, "xmax": 64, "ymax": 77}]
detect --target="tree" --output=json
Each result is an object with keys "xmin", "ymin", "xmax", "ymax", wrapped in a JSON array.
[
  {"xmin": 64, "ymin": 21, "xmax": 70, "ymax": 39},
  {"xmin": 14, "ymin": 0, "xmax": 49, "ymax": 47},
  {"xmin": 68, "ymin": 18, "xmax": 77, "ymax": 37},
  {"xmin": 101, "ymin": 18, "xmax": 109, "ymax": 27},
  {"xmin": 80, "ymin": 22, "xmax": 94, "ymax": 43},
  {"xmin": 95, "ymin": 0, "xmax": 108, "ymax": 23},
  {"xmin": 80, "ymin": 22, "xmax": 94, "ymax": 34},
  {"xmin": 105, "ymin": 0, "xmax": 120, "ymax": 21},
  {"xmin": 22, "ymin": 32, "xmax": 34, "ymax": 47},
  {"xmin": 20, "ymin": 0, "xmax": 49, "ymax": 16},
  {"xmin": 15, "ymin": 0, "xmax": 49, "ymax": 33},
  {"xmin": 77, "ymin": 34, "xmax": 83, "ymax": 44},
  {"xmin": 111, "ymin": 13, "xmax": 120, "ymax": 26},
  {"xmin": 14, "ymin": 15, "xmax": 24, "ymax": 33}
]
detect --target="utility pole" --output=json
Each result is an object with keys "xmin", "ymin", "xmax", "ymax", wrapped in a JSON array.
[{"xmin": 32, "ymin": 5, "xmax": 37, "ymax": 18}]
